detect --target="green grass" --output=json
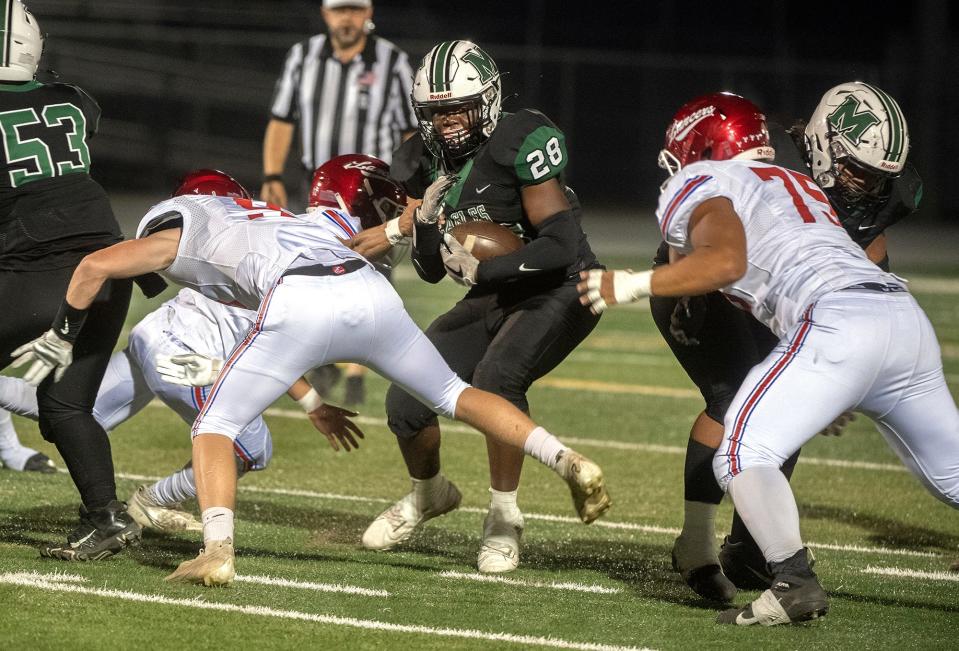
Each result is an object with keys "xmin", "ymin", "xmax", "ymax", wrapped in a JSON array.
[{"xmin": 1, "ymin": 261, "xmax": 958, "ymax": 650}]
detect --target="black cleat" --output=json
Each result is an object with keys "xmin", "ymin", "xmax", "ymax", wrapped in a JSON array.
[
  {"xmin": 672, "ymin": 545, "xmax": 737, "ymax": 603},
  {"xmin": 718, "ymin": 548, "xmax": 827, "ymax": 626},
  {"xmin": 40, "ymin": 500, "xmax": 142, "ymax": 561},
  {"xmin": 308, "ymin": 364, "xmax": 342, "ymax": 396},
  {"xmin": 344, "ymin": 376, "xmax": 365, "ymax": 407},
  {"xmin": 23, "ymin": 452, "xmax": 57, "ymax": 474},
  {"xmin": 719, "ymin": 536, "xmax": 816, "ymax": 590}
]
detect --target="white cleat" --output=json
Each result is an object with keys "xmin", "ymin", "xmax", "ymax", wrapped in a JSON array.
[
  {"xmin": 477, "ymin": 507, "xmax": 524, "ymax": 573},
  {"xmin": 555, "ymin": 450, "xmax": 611, "ymax": 524},
  {"xmin": 164, "ymin": 538, "xmax": 235, "ymax": 587},
  {"xmin": 362, "ymin": 477, "xmax": 462, "ymax": 551},
  {"xmin": 127, "ymin": 485, "xmax": 202, "ymax": 534}
]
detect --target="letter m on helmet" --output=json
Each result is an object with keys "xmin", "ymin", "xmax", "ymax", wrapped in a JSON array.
[
  {"xmin": 461, "ymin": 48, "xmax": 497, "ymax": 84},
  {"xmin": 827, "ymin": 95, "xmax": 881, "ymax": 144}
]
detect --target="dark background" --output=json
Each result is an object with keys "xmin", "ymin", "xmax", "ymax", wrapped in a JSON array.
[{"xmin": 26, "ymin": 0, "xmax": 957, "ymax": 223}]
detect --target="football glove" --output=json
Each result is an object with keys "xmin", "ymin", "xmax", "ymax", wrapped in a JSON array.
[
  {"xmin": 578, "ymin": 269, "xmax": 654, "ymax": 315},
  {"xmin": 156, "ymin": 353, "xmax": 223, "ymax": 387},
  {"xmin": 441, "ymin": 233, "xmax": 479, "ymax": 286},
  {"xmin": 10, "ymin": 330, "xmax": 74, "ymax": 386},
  {"xmin": 415, "ymin": 174, "xmax": 457, "ymax": 225}
]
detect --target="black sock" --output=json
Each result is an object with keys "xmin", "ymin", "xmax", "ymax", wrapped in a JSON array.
[
  {"xmin": 684, "ymin": 439, "xmax": 725, "ymax": 504},
  {"xmin": 42, "ymin": 414, "xmax": 117, "ymax": 511}
]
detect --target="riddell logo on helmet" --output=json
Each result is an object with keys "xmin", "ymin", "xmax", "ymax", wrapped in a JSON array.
[
  {"xmin": 429, "ymin": 91, "xmax": 454, "ymax": 100},
  {"xmin": 669, "ymin": 106, "xmax": 716, "ymax": 142},
  {"xmin": 879, "ymin": 160, "xmax": 900, "ymax": 171}
]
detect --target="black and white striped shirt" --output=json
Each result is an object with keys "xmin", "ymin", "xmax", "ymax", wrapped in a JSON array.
[{"xmin": 270, "ymin": 34, "xmax": 417, "ymax": 170}]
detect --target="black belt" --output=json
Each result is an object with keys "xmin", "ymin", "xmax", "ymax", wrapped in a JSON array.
[
  {"xmin": 282, "ymin": 259, "xmax": 367, "ymax": 278},
  {"xmin": 841, "ymin": 282, "xmax": 907, "ymax": 293}
]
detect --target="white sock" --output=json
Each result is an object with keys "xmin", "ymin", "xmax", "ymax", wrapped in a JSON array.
[
  {"xmin": 149, "ymin": 466, "xmax": 197, "ymax": 506},
  {"xmin": 727, "ymin": 466, "xmax": 803, "ymax": 563},
  {"xmin": 675, "ymin": 501, "xmax": 719, "ymax": 568},
  {"xmin": 411, "ymin": 473, "xmax": 445, "ymax": 511},
  {"xmin": 201, "ymin": 507, "xmax": 234, "ymax": 545},
  {"xmin": 0, "ymin": 409, "xmax": 37, "ymax": 470},
  {"xmin": 489, "ymin": 488, "xmax": 519, "ymax": 514},
  {"xmin": 522, "ymin": 426, "xmax": 568, "ymax": 469}
]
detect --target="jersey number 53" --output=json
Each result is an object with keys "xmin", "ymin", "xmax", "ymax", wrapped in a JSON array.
[{"xmin": 0, "ymin": 103, "xmax": 90, "ymax": 188}]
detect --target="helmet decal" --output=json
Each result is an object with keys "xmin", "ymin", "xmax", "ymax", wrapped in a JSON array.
[
  {"xmin": 0, "ymin": 1, "xmax": 43, "ymax": 82},
  {"xmin": 859, "ymin": 82, "xmax": 907, "ymax": 164},
  {"xmin": 827, "ymin": 95, "xmax": 881, "ymax": 145}
]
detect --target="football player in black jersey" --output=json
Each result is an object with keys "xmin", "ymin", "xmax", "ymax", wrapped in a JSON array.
[
  {"xmin": 650, "ymin": 82, "xmax": 923, "ymax": 601},
  {"xmin": 0, "ymin": 2, "xmax": 146, "ymax": 560},
  {"xmin": 351, "ymin": 40, "xmax": 605, "ymax": 572}
]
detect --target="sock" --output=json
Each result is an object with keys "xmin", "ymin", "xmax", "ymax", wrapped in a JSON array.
[
  {"xmin": 202, "ymin": 507, "xmax": 234, "ymax": 544},
  {"xmin": 43, "ymin": 413, "xmax": 116, "ymax": 510},
  {"xmin": 684, "ymin": 438, "xmax": 725, "ymax": 503},
  {"xmin": 729, "ymin": 449, "xmax": 802, "ymax": 547},
  {"xmin": 0, "ymin": 409, "xmax": 37, "ymax": 470},
  {"xmin": 148, "ymin": 465, "xmax": 197, "ymax": 506},
  {"xmin": 411, "ymin": 473, "xmax": 445, "ymax": 511},
  {"xmin": 727, "ymin": 466, "xmax": 803, "ymax": 564},
  {"xmin": 488, "ymin": 487, "xmax": 520, "ymax": 514},
  {"xmin": 674, "ymin": 500, "xmax": 719, "ymax": 568},
  {"xmin": 523, "ymin": 427, "xmax": 568, "ymax": 469}
]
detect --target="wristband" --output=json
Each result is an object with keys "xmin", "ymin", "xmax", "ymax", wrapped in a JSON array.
[
  {"xmin": 51, "ymin": 300, "xmax": 89, "ymax": 344},
  {"xmin": 263, "ymin": 174, "xmax": 284, "ymax": 184},
  {"xmin": 384, "ymin": 217, "xmax": 407, "ymax": 246},
  {"xmin": 613, "ymin": 270, "xmax": 654, "ymax": 304},
  {"xmin": 296, "ymin": 387, "xmax": 324, "ymax": 413}
]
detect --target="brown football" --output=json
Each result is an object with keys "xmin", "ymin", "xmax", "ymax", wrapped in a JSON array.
[{"xmin": 450, "ymin": 221, "xmax": 524, "ymax": 261}]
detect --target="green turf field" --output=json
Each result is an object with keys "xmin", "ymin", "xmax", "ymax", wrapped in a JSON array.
[{"xmin": 2, "ymin": 258, "xmax": 958, "ymax": 650}]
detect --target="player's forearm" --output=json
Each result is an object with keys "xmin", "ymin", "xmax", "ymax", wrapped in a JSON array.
[
  {"xmin": 476, "ymin": 210, "xmax": 578, "ymax": 283},
  {"xmin": 65, "ymin": 237, "xmax": 178, "ymax": 310},
  {"xmin": 649, "ymin": 247, "xmax": 746, "ymax": 297},
  {"xmin": 263, "ymin": 119, "xmax": 294, "ymax": 175}
]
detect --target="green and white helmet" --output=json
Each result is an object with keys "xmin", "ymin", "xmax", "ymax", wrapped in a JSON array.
[
  {"xmin": 0, "ymin": 1, "xmax": 43, "ymax": 82},
  {"xmin": 804, "ymin": 82, "xmax": 908, "ymax": 214},
  {"xmin": 412, "ymin": 40, "xmax": 501, "ymax": 161}
]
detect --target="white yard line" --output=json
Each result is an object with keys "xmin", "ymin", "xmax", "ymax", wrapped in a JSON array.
[
  {"xmin": 861, "ymin": 565, "xmax": 959, "ymax": 582},
  {"xmin": 234, "ymin": 574, "xmax": 388, "ymax": 597},
  {"xmin": 439, "ymin": 570, "xmax": 622, "ymax": 594},
  {"xmin": 0, "ymin": 572, "xmax": 651, "ymax": 651}
]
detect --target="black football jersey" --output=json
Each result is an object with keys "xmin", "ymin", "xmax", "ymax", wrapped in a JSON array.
[
  {"xmin": 0, "ymin": 81, "xmax": 120, "ymax": 270},
  {"xmin": 392, "ymin": 109, "xmax": 598, "ymax": 278}
]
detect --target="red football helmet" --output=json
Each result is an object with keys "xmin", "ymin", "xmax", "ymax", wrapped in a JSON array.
[
  {"xmin": 658, "ymin": 92, "xmax": 775, "ymax": 176},
  {"xmin": 309, "ymin": 154, "xmax": 407, "ymax": 231},
  {"xmin": 172, "ymin": 169, "xmax": 251, "ymax": 199}
]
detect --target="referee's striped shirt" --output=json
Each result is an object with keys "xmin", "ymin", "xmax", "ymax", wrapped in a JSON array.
[{"xmin": 270, "ymin": 34, "xmax": 417, "ymax": 170}]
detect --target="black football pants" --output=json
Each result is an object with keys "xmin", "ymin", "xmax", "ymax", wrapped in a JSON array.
[{"xmin": 0, "ymin": 266, "xmax": 131, "ymax": 510}]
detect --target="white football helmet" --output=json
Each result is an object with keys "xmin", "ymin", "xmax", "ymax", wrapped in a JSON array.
[
  {"xmin": 411, "ymin": 40, "xmax": 501, "ymax": 161},
  {"xmin": 804, "ymin": 82, "xmax": 908, "ymax": 215},
  {"xmin": 0, "ymin": 1, "xmax": 43, "ymax": 82}
]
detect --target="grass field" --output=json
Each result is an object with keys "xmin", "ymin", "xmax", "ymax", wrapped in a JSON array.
[{"xmin": 2, "ymin": 254, "xmax": 958, "ymax": 650}]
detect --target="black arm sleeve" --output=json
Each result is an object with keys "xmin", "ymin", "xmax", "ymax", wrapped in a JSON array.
[
  {"xmin": 475, "ymin": 210, "xmax": 579, "ymax": 284},
  {"xmin": 411, "ymin": 220, "xmax": 447, "ymax": 283}
]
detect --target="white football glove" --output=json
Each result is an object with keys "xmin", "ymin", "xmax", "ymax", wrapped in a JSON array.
[
  {"xmin": 441, "ymin": 233, "xmax": 479, "ymax": 286},
  {"xmin": 10, "ymin": 330, "xmax": 74, "ymax": 386},
  {"xmin": 415, "ymin": 174, "xmax": 457, "ymax": 225},
  {"xmin": 156, "ymin": 353, "xmax": 224, "ymax": 387}
]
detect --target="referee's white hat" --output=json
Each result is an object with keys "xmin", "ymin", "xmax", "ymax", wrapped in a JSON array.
[{"xmin": 323, "ymin": 0, "xmax": 372, "ymax": 8}]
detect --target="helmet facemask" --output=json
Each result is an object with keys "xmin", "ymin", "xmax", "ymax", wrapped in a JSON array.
[{"xmin": 818, "ymin": 136, "xmax": 897, "ymax": 222}]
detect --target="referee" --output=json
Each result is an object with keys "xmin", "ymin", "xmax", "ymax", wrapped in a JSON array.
[{"xmin": 261, "ymin": 0, "xmax": 416, "ymax": 209}]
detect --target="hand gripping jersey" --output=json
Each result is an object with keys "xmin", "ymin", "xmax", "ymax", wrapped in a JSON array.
[
  {"xmin": 135, "ymin": 195, "xmax": 365, "ymax": 309},
  {"xmin": 392, "ymin": 109, "xmax": 598, "ymax": 278},
  {"xmin": 657, "ymin": 159, "xmax": 898, "ymax": 337}
]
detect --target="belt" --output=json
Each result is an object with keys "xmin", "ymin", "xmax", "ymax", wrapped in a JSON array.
[
  {"xmin": 841, "ymin": 282, "xmax": 907, "ymax": 293},
  {"xmin": 282, "ymin": 258, "xmax": 367, "ymax": 278}
]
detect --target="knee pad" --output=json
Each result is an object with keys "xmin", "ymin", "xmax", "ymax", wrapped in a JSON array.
[
  {"xmin": 471, "ymin": 359, "xmax": 530, "ymax": 414},
  {"xmin": 385, "ymin": 383, "xmax": 438, "ymax": 439}
]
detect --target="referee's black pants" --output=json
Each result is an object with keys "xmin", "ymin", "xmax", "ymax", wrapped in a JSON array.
[
  {"xmin": 0, "ymin": 266, "xmax": 131, "ymax": 510},
  {"xmin": 386, "ymin": 277, "xmax": 600, "ymax": 437}
]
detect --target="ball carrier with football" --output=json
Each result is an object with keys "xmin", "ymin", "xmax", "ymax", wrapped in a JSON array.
[{"xmin": 352, "ymin": 40, "xmax": 607, "ymax": 573}]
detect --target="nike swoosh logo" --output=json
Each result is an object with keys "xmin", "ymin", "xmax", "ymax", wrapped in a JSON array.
[
  {"xmin": 735, "ymin": 611, "xmax": 758, "ymax": 625},
  {"xmin": 60, "ymin": 323, "xmax": 70, "ymax": 335},
  {"xmin": 518, "ymin": 263, "xmax": 540, "ymax": 272},
  {"xmin": 857, "ymin": 224, "xmax": 876, "ymax": 231},
  {"xmin": 476, "ymin": 184, "xmax": 491, "ymax": 194},
  {"xmin": 70, "ymin": 530, "xmax": 96, "ymax": 549}
]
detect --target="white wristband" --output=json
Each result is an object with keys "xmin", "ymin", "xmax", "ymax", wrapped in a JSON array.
[
  {"xmin": 613, "ymin": 270, "xmax": 654, "ymax": 304},
  {"xmin": 384, "ymin": 217, "xmax": 407, "ymax": 246},
  {"xmin": 296, "ymin": 387, "xmax": 324, "ymax": 413}
]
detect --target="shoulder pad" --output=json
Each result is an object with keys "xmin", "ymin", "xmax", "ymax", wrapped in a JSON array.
[
  {"xmin": 389, "ymin": 133, "xmax": 434, "ymax": 197},
  {"xmin": 488, "ymin": 109, "xmax": 568, "ymax": 185},
  {"xmin": 51, "ymin": 83, "xmax": 101, "ymax": 136}
]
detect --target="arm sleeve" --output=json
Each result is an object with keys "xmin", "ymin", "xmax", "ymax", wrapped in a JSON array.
[
  {"xmin": 269, "ymin": 42, "xmax": 304, "ymax": 122},
  {"xmin": 411, "ymin": 220, "xmax": 447, "ymax": 283},
  {"xmin": 475, "ymin": 209, "xmax": 579, "ymax": 284}
]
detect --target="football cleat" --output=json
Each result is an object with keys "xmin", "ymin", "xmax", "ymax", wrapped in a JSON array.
[
  {"xmin": 671, "ymin": 536, "xmax": 737, "ymax": 603},
  {"xmin": 555, "ymin": 450, "xmax": 611, "ymax": 524},
  {"xmin": 127, "ymin": 485, "xmax": 202, "ymax": 533},
  {"xmin": 165, "ymin": 538, "xmax": 235, "ymax": 587},
  {"xmin": 719, "ymin": 536, "xmax": 817, "ymax": 590},
  {"xmin": 477, "ymin": 507, "xmax": 524, "ymax": 574},
  {"xmin": 40, "ymin": 501, "xmax": 142, "ymax": 561},
  {"xmin": 949, "ymin": 558, "xmax": 959, "ymax": 572},
  {"xmin": 22, "ymin": 452, "xmax": 56, "ymax": 473},
  {"xmin": 362, "ymin": 477, "xmax": 462, "ymax": 551}
]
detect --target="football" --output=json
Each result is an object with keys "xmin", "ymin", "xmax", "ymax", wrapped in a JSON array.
[{"xmin": 449, "ymin": 220, "xmax": 524, "ymax": 261}]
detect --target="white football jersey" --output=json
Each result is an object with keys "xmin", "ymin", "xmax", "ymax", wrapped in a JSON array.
[
  {"xmin": 163, "ymin": 289, "xmax": 255, "ymax": 360},
  {"xmin": 135, "ymin": 196, "xmax": 365, "ymax": 309},
  {"xmin": 657, "ymin": 159, "xmax": 897, "ymax": 336}
]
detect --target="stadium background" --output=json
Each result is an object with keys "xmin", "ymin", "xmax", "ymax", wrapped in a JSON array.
[{"xmin": 26, "ymin": 0, "xmax": 957, "ymax": 236}]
